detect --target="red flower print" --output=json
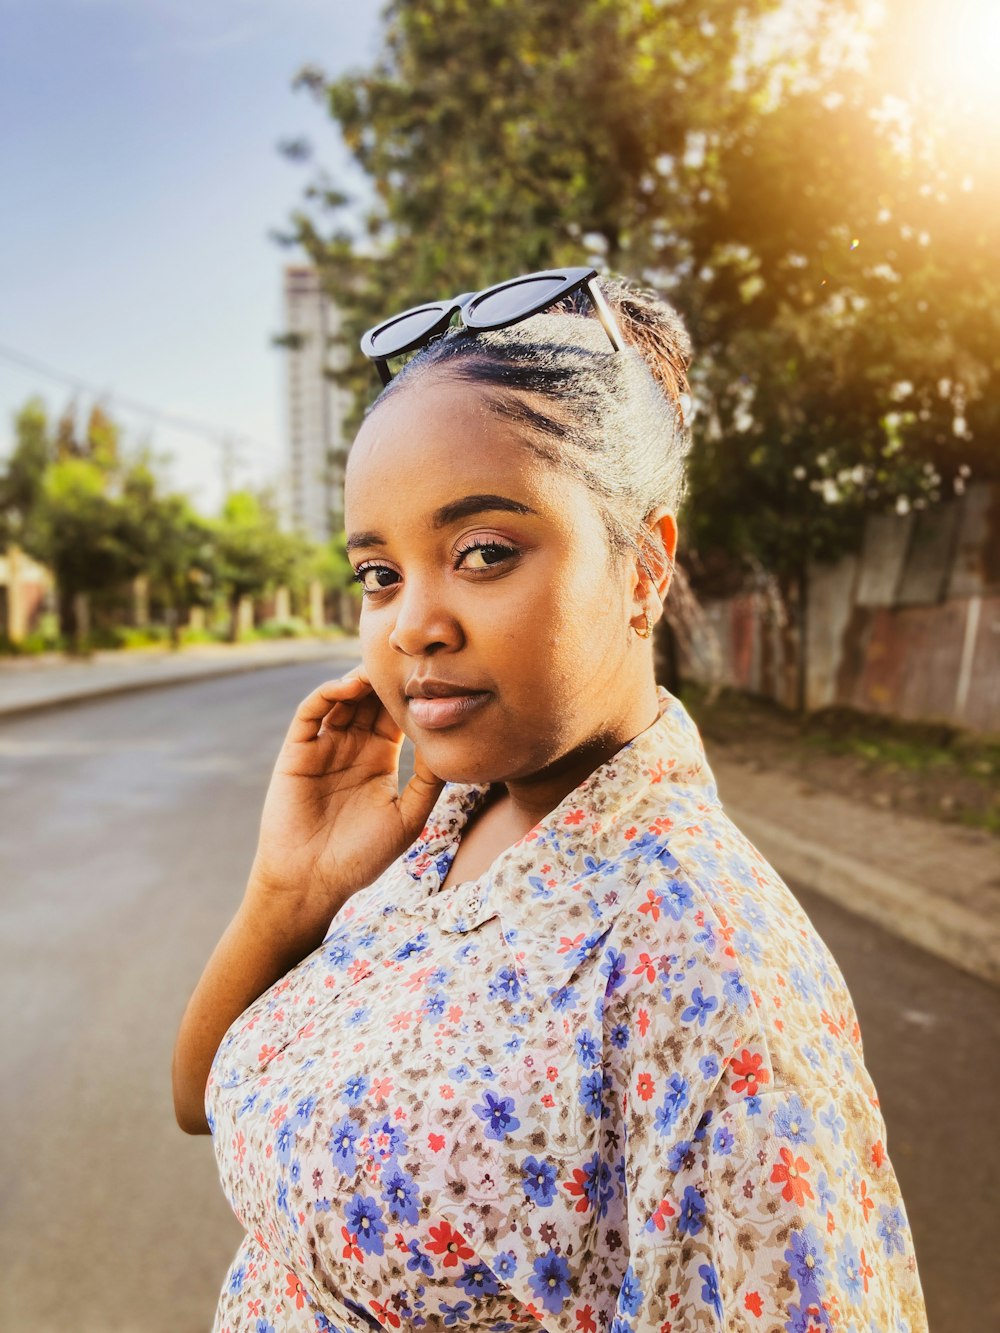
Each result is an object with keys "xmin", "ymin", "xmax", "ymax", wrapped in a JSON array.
[
  {"xmin": 858, "ymin": 1178, "xmax": 875, "ymax": 1222},
  {"xmin": 744, "ymin": 1291, "xmax": 763, "ymax": 1317},
  {"xmin": 636, "ymin": 1072, "xmax": 656, "ymax": 1102},
  {"xmin": 638, "ymin": 889, "xmax": 662, "ymax": 922},
  {"xmin": 730, "ymin": 1049, "xmax": 770, "ymax": 1096},
  {"xmin": 637, "ymin": 1008, "xmax": 651, "ymax": 1037},
  {"xmin": 447, "ymin": 1004, "xmax": 463, "ymax": 1024},
  {"xmin": 633, "ymin": 952, "xmax": 659, "ymax": 982},
  {"xmin": 559, "ymin": 933, "xmax": 584, "ymax": 954},
  {"xmin": 576, "ymin": 1305, "xmax": 597, "ymax": 1332},
  {"xmin": 624, "ymin": 826, "xmax": 637, "ymax": 839},
  {"xmin": 285, "ymin": 1272, "xmax": 307, "ymax": 1310},
  {"xmin": 563, "ymin": 808, "xmax": 585, "ymax": 825},
  {"xmin": 647, "ymin": 1198, "xmax": 676, "ymax": 1231},
  {"xmin": 541, "ymin": 1093, "xmax": 555, "ymax": 1107},
  {"xmin": 348, "ymin": 959, "xmax": 372, "ymax": 983},
  {"xmin": 370, "ymin": 1300, "xmax": 401, "ymax": 1328},
  {"xmin": 770, "ymin": 1147, "xmax": 814, "ymax": 1207},
  {"xmin": 370, "ymin": 1076, "xmax": 393, "ymax": 1104},
  {"xmin": 546, "ymin": 1066, "xmax": 558, "ymax": 1082},
  {"xmin": 426, "ymin": 1220, "xmax": 474, "ymax": 1266},
  {"xmin": 341, "ymin": 1227, "xmax": 362, "ymax": 1262},
  {"xmin": 871, "ymin": 1139, "xmax": 886, "ymax": 1169},
  {"xmin": 246, "ymin": 1298, "xmax": 262, "ymax": 1317},
  {"xmin": 428, "ymin": 1133, "xmax": 445, "ymax": 1152},
  {"xmin": 859, "ymin": 1247, "xmax": 874, "ymax": 1293}
]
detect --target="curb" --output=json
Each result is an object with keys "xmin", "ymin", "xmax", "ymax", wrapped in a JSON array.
[
  {"xmin": 727, "ymin": 802, "xmax": 1000, "ymax": 990},
  {"xmin": 0, "ymin": 642, "xmax": 362, "ymax": 722}
]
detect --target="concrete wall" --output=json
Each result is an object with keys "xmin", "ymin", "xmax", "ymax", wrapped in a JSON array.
[{"xmin": 681, "ymin": 482, "xmax": 1000, "ymax": 734}]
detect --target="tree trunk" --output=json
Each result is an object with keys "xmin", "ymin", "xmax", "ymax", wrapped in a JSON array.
[{"xmin": 795, "ymin": 561, "xmax": 809, "ymax": 715}]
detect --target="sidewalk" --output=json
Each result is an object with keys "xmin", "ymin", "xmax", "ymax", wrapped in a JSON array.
[
  {"xmin": 0, "ymin": 636, "xmax": 361, "ymax": 719},
  {"xmin": 713, "ymin": 755, "xmax": 1000, "ymax": 989},
  {"xmin": 1, "ymin": 644, "xmax": 996, "ymax": 987}
]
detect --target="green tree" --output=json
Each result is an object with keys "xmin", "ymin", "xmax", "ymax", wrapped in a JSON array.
[
  {"xmin": 283, "ymin": 0, "xmax": 999, "ymax": 706},
  {"xmin": 212, "ymin": 490, "xmax": 309, "ymax": 642}
]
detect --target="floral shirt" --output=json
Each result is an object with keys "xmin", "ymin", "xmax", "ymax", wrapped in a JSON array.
[{"xmin": 206, "ymin": 687, "xmax": 927, "ymax": 1333}]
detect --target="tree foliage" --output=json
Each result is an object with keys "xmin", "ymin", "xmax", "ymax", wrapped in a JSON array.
[{"xmin": 283, "ymin": 0, "xmax": 1000, "ymax": 588}]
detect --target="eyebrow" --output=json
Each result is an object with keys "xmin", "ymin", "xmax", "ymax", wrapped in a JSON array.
[{"xmin": 345, "ymin": 493, "xmax": 538, "ymax": 552}]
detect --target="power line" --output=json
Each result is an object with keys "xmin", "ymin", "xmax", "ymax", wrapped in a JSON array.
[{"xmin": 0, "ymin": 340, "xmax": 279, "ymax": 456}]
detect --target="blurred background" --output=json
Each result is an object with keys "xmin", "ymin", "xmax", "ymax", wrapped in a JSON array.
[{"xmin": 1, "ymin": 1, "xmax": 998, "ymax": 1329}]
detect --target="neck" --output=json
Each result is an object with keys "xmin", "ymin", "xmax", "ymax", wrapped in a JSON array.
[{"xmin": 494, "ymin": 678, "xmax": 662, "ymax": 832}]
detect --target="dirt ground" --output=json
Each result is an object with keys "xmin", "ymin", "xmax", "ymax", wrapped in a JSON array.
[{"xmin": 681, "ymin": 684, "xmax": 1000, "ymax": 837}]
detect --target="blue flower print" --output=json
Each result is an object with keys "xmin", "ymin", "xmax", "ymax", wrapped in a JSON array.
[
  {"xmin": 293, "ymin": 1095, "xmax": 317, "ymax": 1126},
  {"xmin": 618, "ymin": 1265, "xmax": 643, "ymax": 1317},
  {"xmin": 836, "ymin": 1236, "xmax": 863, "ymax": 1302},
  {"xmin": 342, "ymin": 1073, "xmax": 369, "ymax": 1105},
  {"xmin": 609, "ymin": 1022, "xmax": 630, "ymax": 1049},
  {"xmin": 393, "ymin": 932, "xmax": 428, "ymax": 961},
  {"xmin": 550, "ymin": 985, "xmax": 578, "ymax": 1012},
  {"xmin": 693, "ymin": 1108, "xmax": 713, "ymax": 1141},
  {"xmin": 457, "ymin": 1262, "xmax": 500, "ymax": 1298},
  {"xmin": 255, "ymin": 1320, "xmax": 276, "ymax": 1333},
  {"xmin": 877, "ymin": 1205, "xmax": 906, "ymax": 1257},
  {"xmin": 488, "ymin": 967, "xmax": 522, "ymax": 1002},
  {"xmin": 228, "ymin": 1263, "xmax": 246, "ymax": 1293},
  {"xmin": 681, "ymin": 985, "xmax": 719, "ymax": 1028},
  {"xmin": 381, "ymin": 1166, "xmax": 420, "ymax": 1225},
  {"xmin": 345, "ymin": 1193, "xmax": 387, "ymax": 1256},
  {"xmin": 699, "ymin": 1054, "xmax": 719, "ymax": 1079},
  {"xmin": 784, "ymin": 1300, "xmax": 829, "ymax": 1333},
  {"xmin": 575, "ymin": 1030, "xmax": 600, "ymax": 1068},
  {"xmin": 424, "ymin": 993, "xmax": 447, "ymax": 1018},
  {"xmin": 712, "ymin": 1126, "xmax": 734, "ymax": 1156},
  {"xmin": 440, "ymin": 1299, "xmax": 472, "ymax": 1325},
  {"xmin": 579, "ymin": 1069, "xmax": 613, "ymax": 1120},
  {"xmin": 521, "ymin": 1155, "xmax": 558, "ymax": 1206},
  {"xmin": 528, "ymin": 1250, "xmax": 572, "ymax": 1314},
  {"xmin": 667, "ymin": 1140, "xmax": 693, "ymax": 1172},
  {"xmin": 677, "ymin": 1184, "xmax": 707, "ymax": 1237},
  {"xmin": 661, "ymin": 878, "xmax": 695, "ymax": 920},
  {"xmin": 494, "ymin": 1250, "xmax": 518, "ymax": 1280},
  {"xmin": 369, "ymin": 1116, "xmax": 408, "ymax": 1162},
  {"xmin": 274, "ymin": 1118, "xmax": 294, "ymax": 1165},
  {"xmin": 653, "ymin": 1074, "xmax": 689, "ymax": 1134},
  {"xmin": 786, "ymin": 1224, "xmax": 827, "ymax": 1296},
  {"xmin": 775, "ymin": 1095, "xmax": 816, "ymax": 1146},
  {"xmin": 816, "ymin": 1172, "xmax": 836, "ymax": 1212},
  {"xmin": 406, "ymin": 1240, "xmax": 433, "ymax": 1276},
  {"xmin": 699, "ymin": 1262, "xmax": 722, "ymax": 1317},
  {"xmin": 328, "ymin": 1117, "xmax": 359, "ymax": 1174},
  {"xmin": 819, "ymin": 1103, "xmax": 846, "ymax": 1146},
  {"xmin": 601, "ymin": 948, "xmax": 627, "ymax": 993},
  {"xmin": 473, "ymin": 1091, "xmax": 520, "ymax": 1141}
]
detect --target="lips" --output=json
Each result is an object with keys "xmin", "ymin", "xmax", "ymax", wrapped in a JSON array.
[{"xmin": 404, "ymin": 678, "xmax": 491, "ymax": 730}]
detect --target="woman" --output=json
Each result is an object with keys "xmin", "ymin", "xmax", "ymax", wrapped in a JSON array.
[{"xmin": 173, "ymin": 269, "xmax": 927, "ymax": 1333}]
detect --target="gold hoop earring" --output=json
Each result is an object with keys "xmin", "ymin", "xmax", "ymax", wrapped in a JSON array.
[{"xmin": 634, "ymin": 611, "xmax": 653, "ymax": 639}]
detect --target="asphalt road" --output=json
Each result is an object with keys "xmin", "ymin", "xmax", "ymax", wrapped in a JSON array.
[{"xmin": 0, "ymin": 663, "xmax": 996, "ymax": 1331}]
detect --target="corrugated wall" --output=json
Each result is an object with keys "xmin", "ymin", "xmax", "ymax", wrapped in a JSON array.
[{"xmin": 680, "ymin": 482, "xmax": 1000, "ymax": 734}]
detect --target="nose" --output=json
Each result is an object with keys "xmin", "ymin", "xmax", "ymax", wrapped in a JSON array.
[{"xmin": 387, "ymin": 575, "xmax": 462, "ymax": 657}]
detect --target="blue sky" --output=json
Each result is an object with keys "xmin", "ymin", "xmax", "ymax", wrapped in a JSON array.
[{"xmin": 0, "ymin": 0, "xmax": 380, "ymax": 513}]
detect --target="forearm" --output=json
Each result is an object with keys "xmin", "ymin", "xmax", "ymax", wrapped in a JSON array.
[{"xmin": 171, "ymin": 883, "xmax": 333, "ymax": 1134}]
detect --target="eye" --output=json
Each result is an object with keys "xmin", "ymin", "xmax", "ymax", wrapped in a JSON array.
[
  {"xmin": 351, "ymin": 563, "xmax": 400, "ymax": 595},
  {"xmin": 455, "ymin": 540, "xmax": 519, "ymax": 571}
]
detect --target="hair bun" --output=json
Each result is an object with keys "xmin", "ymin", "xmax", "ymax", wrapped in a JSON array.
[{"xmin": 599, "ymin": 277, "xmax": 692, "ymax": 413}]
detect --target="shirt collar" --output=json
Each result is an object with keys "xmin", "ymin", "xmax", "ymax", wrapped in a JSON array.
[{"xmin": 399, "ymin": 687, "xmax": 718, "ymax": 996}]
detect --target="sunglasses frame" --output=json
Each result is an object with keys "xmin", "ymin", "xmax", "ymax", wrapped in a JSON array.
[{"xmin": 360, "ymin": 266, "xmax": 626, "ymax": 386}]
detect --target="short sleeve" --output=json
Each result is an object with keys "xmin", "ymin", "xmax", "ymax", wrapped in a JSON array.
[{"xmin": 613, "ymin": 1059, "xmax": 928, "ymax": 1331}]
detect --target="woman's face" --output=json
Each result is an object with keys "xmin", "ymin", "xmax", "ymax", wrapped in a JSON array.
[{"xmin": 344, "ymin": 372, "xmax": 656, "ymax": 786}]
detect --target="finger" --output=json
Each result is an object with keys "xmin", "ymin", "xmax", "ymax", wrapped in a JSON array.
[
  {"xmin": 285, "ymin": 674, "xmax": 373, "ymax": 745},
  {"xmin": 397, "ymin": 746, "xmax": 446, "ymax": 840}
]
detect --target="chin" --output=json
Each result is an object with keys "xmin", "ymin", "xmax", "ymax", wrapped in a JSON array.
[{"xmin": 413, "ymin": 735, "xmax": 515, "ymax": 788}]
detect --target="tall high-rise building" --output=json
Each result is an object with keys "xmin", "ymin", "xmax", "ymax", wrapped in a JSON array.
[{"xmin": 282, "ymin": 265, "xmax": 351, "ymax": 542}]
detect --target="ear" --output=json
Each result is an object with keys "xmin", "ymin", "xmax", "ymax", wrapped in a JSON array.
[{"xmin": 631, "ymin": 506, "xmax": 678, "ymax": 616}]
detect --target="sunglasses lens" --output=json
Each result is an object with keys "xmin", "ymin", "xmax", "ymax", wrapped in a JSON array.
[
  {"xmin": 366, "ymin": 305, "xmax": 450, "ymax": 357},
  {"xmin": 467, "ymin": 275, "xmax": 569, "ymax": 327}
]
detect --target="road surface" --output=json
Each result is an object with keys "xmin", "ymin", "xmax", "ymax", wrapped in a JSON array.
[{"xmin": 0, "ymin": 663, "xmax": 996, "ymax": 1329}]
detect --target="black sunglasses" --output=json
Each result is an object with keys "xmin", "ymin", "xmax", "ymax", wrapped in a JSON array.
[{"xmin": 360, "ymin": 266, "xmax": 625, "ymax": 386}]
